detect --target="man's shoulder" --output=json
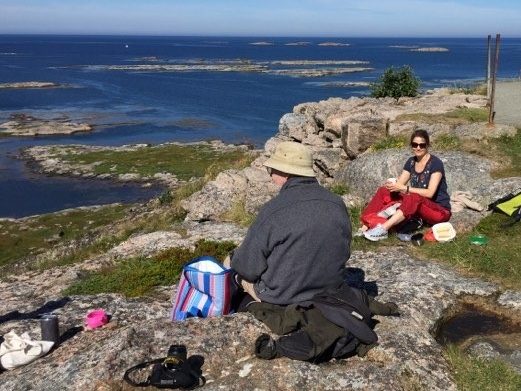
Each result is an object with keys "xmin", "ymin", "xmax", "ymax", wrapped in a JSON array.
[{"xmin": 263, "ymin": 182, "xmax": 346, "ymax": 216}]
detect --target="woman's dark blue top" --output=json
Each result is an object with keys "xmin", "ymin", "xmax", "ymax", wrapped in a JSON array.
[{"xmin": 403, "ymin": 155, "xmax": 451, "ymax": 210}]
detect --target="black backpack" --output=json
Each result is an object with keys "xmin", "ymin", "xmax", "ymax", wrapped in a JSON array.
[{"xmin": 312, "ymin": 284, "xmax": 378, "ymax": 346}]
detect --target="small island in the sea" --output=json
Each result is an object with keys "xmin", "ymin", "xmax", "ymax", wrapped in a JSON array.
[
  {"xmin": 318, "ymin": 42, "xmax": 350, "ymax": 46},
  {"xmin": 0, "ymin": 113, "xmax": 92, "ymax": 136},
  {"xmin": 0, "ymin": 81, "xmax": 62, "ymax": 89},
  {"xmin": 249, "ymin": 41, "xmax": 274, "ymax": 46},
  {"xmin": 410, "ymin": 47, "xmax": 450, "ymax": 52},
  {"xmin": 284, "ymin": 42, "xmax": 311, "ymax": 46}
]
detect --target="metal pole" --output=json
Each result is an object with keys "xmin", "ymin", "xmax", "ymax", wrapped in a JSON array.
[
  {"xmin": 488, "ymin": 34, "xmax": 501, "ymax": 125},
  {"xmin": 486, "ymin": 35, "xmax": 491, "ymax": 101}
]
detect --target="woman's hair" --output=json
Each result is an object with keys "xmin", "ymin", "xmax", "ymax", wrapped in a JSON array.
[{"xmin": 410, "ymin": 129, "xmax": 430, "ymax": 146}]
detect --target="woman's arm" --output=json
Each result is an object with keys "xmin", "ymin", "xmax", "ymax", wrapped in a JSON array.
[
  {"xmin": 388, "ymin": 172, "xmax": 442, "ymax": 198},
  {"xmin": 385, "ymin": 170, "xmax": 410, "ymax": 191}
]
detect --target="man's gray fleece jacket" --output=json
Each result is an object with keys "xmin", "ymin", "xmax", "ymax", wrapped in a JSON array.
[{"xmin": 231, "ymin": 176, "xmax": 352, "ymax": 305}]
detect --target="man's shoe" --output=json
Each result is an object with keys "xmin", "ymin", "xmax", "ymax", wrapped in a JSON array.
[
  {"xmin": 356, "ymin": 342, "xmax": 378, "ymax": 357},
  {"xmin": 364, "ymin": 224, "xmax": 388, "ymax": 241},
  {"xmin": 368, "ymin": 299, "xmax": 400, "ymax": 316},
  {"xmin": 254, "ymin": 334, "xmax": 279, "ymax": 360}
]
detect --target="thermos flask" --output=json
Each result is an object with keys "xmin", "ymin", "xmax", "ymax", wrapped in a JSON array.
[{"xmin": 40, "ymin": 313, "xmax": 60, "ymax": 345}]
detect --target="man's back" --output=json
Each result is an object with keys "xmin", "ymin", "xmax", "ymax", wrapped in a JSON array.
[{"xmin": 231, "ymin": 176, "xmax": 351, "ymax": 305}]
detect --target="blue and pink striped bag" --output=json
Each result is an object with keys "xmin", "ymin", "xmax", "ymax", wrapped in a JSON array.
[{"xmin": 171, "ymin": 256, "xmax": 234, "ymax": 321}]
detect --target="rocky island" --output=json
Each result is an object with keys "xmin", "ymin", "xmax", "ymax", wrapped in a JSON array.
[
  {"xmin": 1, "ymin": 88, "xmax": 520, "ymax": 390},
  {"xmin": 318, "ymin": 42, "xmax": 350, "ymax": 46},
  {"xmin": 284, "ymin": 41, "xmax": 311, "ymax": 46},
  {"xmin": 88, "ymin": 59, "xmax": 374, "ymax": 77},
  {"xmin": 410, "ymin": 47, "xmax": 450, "ymax": 52},
  {"xmin": 249, "ymin": 41, "xmax": 273, "ymax": 46},
  {"xmin": 0, "ymin": 113, "xmax": 92, "ymax": 137},
  {"xmin": 0, "ymin": 81, "xmax": 61, "ymax": 89},
  {"xmin": 21, "ymin": 140, "xmax": 256, "ymax": 187}
]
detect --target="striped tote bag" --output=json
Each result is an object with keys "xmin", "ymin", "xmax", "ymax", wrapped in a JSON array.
[{"xmin": 171, "ymin": 256, "xmax": 234, "ymax": 321}]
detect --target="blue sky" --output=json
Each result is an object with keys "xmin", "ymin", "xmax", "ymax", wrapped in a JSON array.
[{"xmin": 0, "ymin": 0, "xmax": 520, "ymax": 37}]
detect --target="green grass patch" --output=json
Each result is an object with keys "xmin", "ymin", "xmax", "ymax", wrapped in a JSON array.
[
  {"xmin": 369, "ymin": 135, "xmax": 408, "ymax": 151},
  {"xmin": 445, "ymin": 345, "xmax": 521, "ymax": 391},
  {"xmin": 396, "ymin": 108, "xmax": 489, "ymax": 125},
  {"xmin": 445, "ymin": 107, "xmax": 489, "ymax": 122},
  {"xmin": 329, "ymin": 183, "xmax": 349, "ymax": 196},
  {"xmin": 63, "ymin": 239, "xmax": 237, "ymax": 297},
  {"xmin": 350, "ymin": 204, "xmax": 521, "ymax": 289},
  {"xmin": 37, "ymin": 206, "xmax": 188, "ymax": 271},
  {"xmin": 448, "ymin": 83, "xmax": 488, "ymax": 96},
  {"xmin": 0, "ymin": 205, "xmax": 128, "ymax": 271},
  {"xmin": 221, "ymin": 199, "xmax": 256, "ymax": 227},
  {"xmin": 413, "ymin": 213, "xmax": 521, "ymax": 289},
  {"xmin": 62, "ymin": 144, "xmax": 255, "ymax": 181},
  {"xmin": 490, "ymin": 128, "xmax": 521, "ymax": 178},
  {"xmin": 433, "ymin": 133, "xmax": 462, "ymax": 150}
]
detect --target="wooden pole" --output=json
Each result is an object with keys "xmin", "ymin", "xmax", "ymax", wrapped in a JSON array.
[
  {"xmin": 486, "ymin": 35, "xmax": 491, "ymax": 101},
  {"xmin": 488, "ymin": 34, "xmax": 501, "ymax": 125}
]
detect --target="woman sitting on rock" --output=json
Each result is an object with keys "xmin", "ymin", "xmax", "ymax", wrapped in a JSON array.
[{"xmin": 361, "ymin": 129, "xmax": 451, "ymax": 241}]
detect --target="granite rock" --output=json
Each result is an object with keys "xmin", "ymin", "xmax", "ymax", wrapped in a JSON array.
[{"xmin": 2, "ymin": 249, "xmax": 519, "ymax": 390}]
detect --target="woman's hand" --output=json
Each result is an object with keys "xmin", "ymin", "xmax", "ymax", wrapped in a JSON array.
[{"xmin": 385, "ymin": 182, "xmax": 406, "ymax": 193}]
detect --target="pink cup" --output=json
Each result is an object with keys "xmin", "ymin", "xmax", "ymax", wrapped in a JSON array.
[{"xmin": 85, "ymin": 309, "xmax": 109, "ymax": 330}]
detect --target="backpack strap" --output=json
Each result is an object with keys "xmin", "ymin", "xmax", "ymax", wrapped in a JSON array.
[{"xmin": 501, "ymin": 206, "xmax": 521, "ymax": 228}]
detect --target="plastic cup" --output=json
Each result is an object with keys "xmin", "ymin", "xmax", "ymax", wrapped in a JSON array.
[
  {"xmin": 469, "ymin": 234, "xmax": 488, "ymax": 245},
  {"xmin": 386, "ymin": 177, "xmax": 397, "ymax": 184}
]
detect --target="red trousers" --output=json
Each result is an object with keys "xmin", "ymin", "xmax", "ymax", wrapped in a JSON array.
[{"xmin": 361, "ymin": 186, "xmax": 451, "ymax": 228}]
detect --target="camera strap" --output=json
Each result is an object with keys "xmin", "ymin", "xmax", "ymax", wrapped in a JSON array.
[
  {"xmin": 123, "ymin": 358, "xmax": 164, "ymax": 387},
  {"xmin": 123, "ymin": 357, "xmax": 206, "ymax": 389}
]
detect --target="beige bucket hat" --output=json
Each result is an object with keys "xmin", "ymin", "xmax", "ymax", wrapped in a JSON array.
[{"xmin": 263, "ymin": 141, "xmax": 315, "ymax": 177}]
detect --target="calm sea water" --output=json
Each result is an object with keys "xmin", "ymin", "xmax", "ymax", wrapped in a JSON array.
[{"xmin": 1, "ymin": 35, "xmax": 520, "ymax": 218}]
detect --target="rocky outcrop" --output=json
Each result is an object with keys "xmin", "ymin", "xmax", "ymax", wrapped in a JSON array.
[
  {"xmin": 336, "ymin": 148, "xmax": 520, "ymax": 205},
  {"xmin": 182, "ymin": 89, "xmax": 515, "ymax": 224},
  {"xmin": 2, "ymin": 246, "xmax": 520, "ymax": 390},
  {"xmin": 337, "ymin": 148, "xmax": 521, "ymax": 231},
  {"xmin": 181, "ymin": 161, "xmax": 279, "ymax": 221},
  {"xmin": 2, "ymin": 83, "xmax": 521, "ymax": 387},
  {"xmin": 0, "ymin": 114, "xmax": 91, "ymax": 136}
]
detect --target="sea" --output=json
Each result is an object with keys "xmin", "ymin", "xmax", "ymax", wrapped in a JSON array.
[{"xmin": 1, "ymin": 35, "xmax": 520, "ymax": 218}]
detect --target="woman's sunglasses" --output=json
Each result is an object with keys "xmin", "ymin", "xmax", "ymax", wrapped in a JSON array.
[{"xmin": 411, "ymin": 142, "xmax": 427, "ymax": 149}]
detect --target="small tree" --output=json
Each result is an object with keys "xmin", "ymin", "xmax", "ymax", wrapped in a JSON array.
[{"xmin": 370, "ymin": 66, "xmax": 421, "ymax": 100}]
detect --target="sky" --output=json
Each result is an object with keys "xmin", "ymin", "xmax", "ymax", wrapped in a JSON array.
[{"xmin": 0, "ymin": 0, "xmax": 520, "ymax": 37}]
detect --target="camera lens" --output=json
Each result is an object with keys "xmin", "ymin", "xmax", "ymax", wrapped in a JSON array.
[
  {"xmin": 163, "ymin": 345, "xmax": 187, "ymax": 370},
  {"xmin": 168, "ymin": 344, "xmax": 187, "ymax": 362}
]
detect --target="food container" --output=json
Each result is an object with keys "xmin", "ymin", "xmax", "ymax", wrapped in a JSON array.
[{"xmin": 432, "ymin": 222, "xmax": 456, "ymax": 242}]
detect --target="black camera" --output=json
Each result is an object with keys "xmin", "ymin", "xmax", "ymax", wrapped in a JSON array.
[
  {"xmin": 124, "ymin": 344, "xmax": 205, "ymax": 389},
  {"xmin": 163, "ymin": 345, "xmax": 188, "ymax": 369}
]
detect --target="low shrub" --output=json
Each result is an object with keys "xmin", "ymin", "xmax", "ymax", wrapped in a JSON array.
[{"xmin": 370, "ymin": 66, "xmax": 421, "ymax": 100}]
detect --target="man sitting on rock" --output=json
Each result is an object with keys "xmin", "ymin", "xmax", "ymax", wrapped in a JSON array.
[
  {"xmin": 226, "ymin": 141, "xmax": 352, "ymax": 305},
  {"xmin": 225, "ymin": 141, "xmax": 399, "ymax": 362}
]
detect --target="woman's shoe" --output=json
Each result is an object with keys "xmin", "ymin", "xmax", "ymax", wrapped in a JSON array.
[{"xmin": 363, "ymin": 224, "xmax": 388, "ymax": 241}]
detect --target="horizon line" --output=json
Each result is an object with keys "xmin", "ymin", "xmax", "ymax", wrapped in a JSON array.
[{"xmin": 0, "ymin": 33, "xmax": 518, "ymax": 39}]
